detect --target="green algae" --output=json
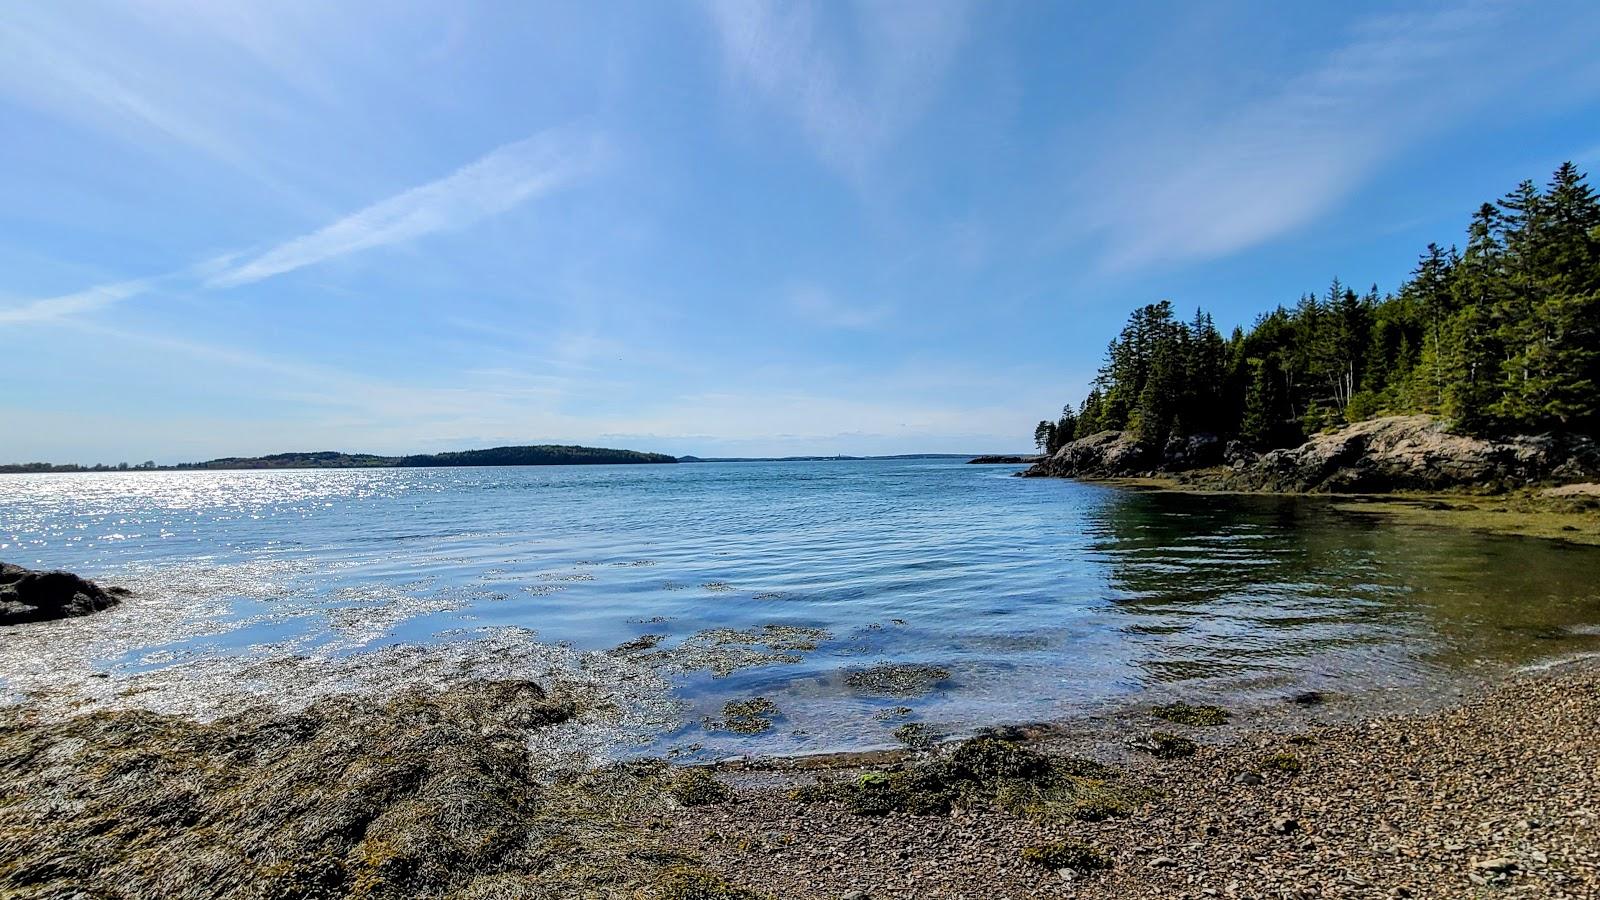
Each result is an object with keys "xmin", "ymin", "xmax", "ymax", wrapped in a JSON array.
[
  {"xmin": 1151, "ymin": 702, "xmax": 1230, "ymax": 726},
  {"xmin": 1263, "ymin": 752, "xmax": 1304, "ymax": 774},
  {"xmin": 667, "ymin": 768, "xmax": 733, "ymax": 807},
  {"xmin": 1020, "ymin": 840, "xmax": 1112, "ymax": 872}
]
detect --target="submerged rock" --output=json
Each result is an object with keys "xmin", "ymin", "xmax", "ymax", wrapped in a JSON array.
[
  {"xmin": 844, "ymin": 664, "xmax": 951, "ymax": 697},
  {"xmin": 0, "ymin": 562, "xmax": 128, "ymax": 626}
]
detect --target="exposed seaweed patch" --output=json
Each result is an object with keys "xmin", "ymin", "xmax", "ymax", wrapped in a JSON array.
[
  {"xmin": 1020, "ymin": 840, "xmax": 1112, "ymax": 873},
  {"xmin": 668, "ymin": 767, "xmax": 733, "ymax": 807},
  {"xmin": 1263, "ymin": 751, "xmax": 1304, "ymax": 774},
  {"xmin": 701, "ymin": 582, "xmax": 735, "ymax": 592},
  {"xmin": 0, "ymin": 680, "xmax": 705, "ymax": 900},
  {"xmin": 1129, "ymin": 730, "xmax": 1199, "ymax": 759},
  {"xmin": 1152, "ymin": 701, "xmax": 1229, "ymax": 726},
  {"xmin": 791, "ymin": 735, "xmax": 1138, "ymax": 822},
  {"xmin": 844, "ymin": 663, "xmax": 951, "ymax": 697},
  {"xmin": 893, "ymin": 722, "xmax": 935, "ymax": 749}
]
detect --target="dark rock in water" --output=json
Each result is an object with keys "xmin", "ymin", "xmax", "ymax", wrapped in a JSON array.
[
  {"xmin": 968, "ymin": 454, "xmax": 1044, "ymax": 465},
  {"xmin": 1291, "ymin": 690, "xmax": 1327, "ymax": 706},
  {"xmin": 0, "ymin": 562, "xmax": 127, "ymax": 626}
]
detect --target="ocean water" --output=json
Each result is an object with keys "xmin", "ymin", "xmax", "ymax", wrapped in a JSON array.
[{"xmin": 4, "ymin": 459, "xmax": 1599, "ymax": 756}]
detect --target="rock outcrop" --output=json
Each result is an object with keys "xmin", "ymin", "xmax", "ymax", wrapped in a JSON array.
[
  {"xmin": 968, "ymin": 455, "xmax": 1044, "ymax": 464},
  {"xmin": 1022, "ymin": 415, "xmax": 1600, "ymax": 493},
  {"xmin": 1021, "ymin": 430, "xmax": 1153, "ymax": 478},
  {"xmin": 0, "ymin": 563, "xmax": 128, "ymax": 626}
]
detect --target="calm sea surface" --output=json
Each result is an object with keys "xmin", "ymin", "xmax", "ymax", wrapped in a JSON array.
[{"xmin": 4, "ymin": 459, "xmax": 1599, "ymax": 755}]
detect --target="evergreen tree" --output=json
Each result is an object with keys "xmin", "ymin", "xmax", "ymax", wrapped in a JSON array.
[{"xmin": 1031, "ymin": 164, "xmax": 1600, "ymax": 449}]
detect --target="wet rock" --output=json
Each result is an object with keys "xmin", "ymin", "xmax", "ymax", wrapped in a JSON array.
[
  {"xmin": 1235, "ymin": 771, "xmax": 1264, "ymax": 786},
  {"xmin": 0, "ymin": 562, "xmax": 127, "ymax": 626}
]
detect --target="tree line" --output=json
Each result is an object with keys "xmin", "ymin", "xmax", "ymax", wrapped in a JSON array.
[{"xmin": 1035, "ymin": 163, "xmax": 1600, "ymax": 454}]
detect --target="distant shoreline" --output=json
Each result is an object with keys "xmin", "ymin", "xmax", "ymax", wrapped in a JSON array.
[
  {"xmin": 3, "ymin": 451, "xmax": 1022, "ymax": 473},
  {"xmin": 0, "ymin": 443, "xmax": 677, "ymax": 474}
]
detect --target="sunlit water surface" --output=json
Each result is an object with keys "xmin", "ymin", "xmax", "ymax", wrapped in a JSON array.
[{"xmin": 4, "ymin": 460, "xmax": 1599, "ymax": 756}]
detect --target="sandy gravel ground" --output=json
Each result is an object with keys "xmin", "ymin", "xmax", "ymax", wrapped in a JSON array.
[{"xmin": 668, "ymin": 662, "xmax": 1600, "ymax": 900}]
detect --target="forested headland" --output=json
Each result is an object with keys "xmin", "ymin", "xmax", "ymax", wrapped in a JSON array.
[{"xmin": 1033, "ymin": 163, "xmax": 1600, "ymax": 456}]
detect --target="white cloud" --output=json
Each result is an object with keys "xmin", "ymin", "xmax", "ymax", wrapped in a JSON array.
[
  {"xmin": 0, "ymin": 128, "xmax": 606, "ymax": 323},
  {"xmin": 0, "ymin": 279, "xmax": 151, "ymax": 325},
  {"xmin": 1078, "ymin": 1, "xmax": 1542, "ymax": 269},
  {"xmin": 704, "ymin": 0, "xmax": 971, "ymax": 178},
  {"xmin": 209, "ymin": 128, "xmax": 608, "ymax": 288}
]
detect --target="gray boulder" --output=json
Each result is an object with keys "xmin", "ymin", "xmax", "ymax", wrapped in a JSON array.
[{"xmin": 1221, "ymin": 415, "xmax": 1600, "ymax": 493}]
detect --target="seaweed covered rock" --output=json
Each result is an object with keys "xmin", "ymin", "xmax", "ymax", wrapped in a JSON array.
[
  {"xmin": 0, "ymin": 679, "xmax": 758, "ymax": 900},
  {"xmin": 0, "ymin": 562, "xmax": 128, "ymax": 626},
  {"xmin": 792, "ymin": 734, "xmax": 1136, "ymax": 822}
]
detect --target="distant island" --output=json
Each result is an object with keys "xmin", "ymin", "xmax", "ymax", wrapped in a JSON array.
[{"xmin": 0, "ymin": 445, "xmax": 678, "ymax": 474}]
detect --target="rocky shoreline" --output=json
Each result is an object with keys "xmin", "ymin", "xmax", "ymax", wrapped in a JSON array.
[
  {"xmin": 1022, "ymin": 415, "xmax": 1600, "ymax": 495},
  {"xmin": 667, "ymin": 659, "xmax": 1600, "ymax": 899},
  {"xmin": 2, "ymin": 633, "xmax": 1595, "ymax": 899}
]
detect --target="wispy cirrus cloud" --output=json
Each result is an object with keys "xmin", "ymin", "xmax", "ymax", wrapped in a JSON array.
[
  {"xmin": 1078, "ymin": 0, "xmax": 1597, "ymax": 270},
  {"xmin": 704, "ymin": 0, "xmax": 971, "ymax": 179},
  {"xmin": 0, "ymin": 279, "xmax": 152, "ymax": 326},
  {"xmin": 209, "ymin": 129, "xmax": 608, "ymax": 288},
  {"xmin": 0, "ymin": 127, "xmax": 607, "ymax": 323}
]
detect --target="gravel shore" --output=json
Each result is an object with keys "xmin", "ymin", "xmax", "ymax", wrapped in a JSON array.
[{"xmin": 668, "ymin": 660, "xmax": 1600, "ymax": 900}]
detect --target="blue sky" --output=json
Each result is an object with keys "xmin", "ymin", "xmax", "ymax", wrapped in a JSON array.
[{"xmin": 5, "ymin": 1, "xmax": 1600, "ymax": 462}]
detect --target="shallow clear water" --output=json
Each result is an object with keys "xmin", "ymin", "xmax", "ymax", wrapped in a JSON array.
[{"xmin": 4, "ymin": 460, "xmax": 1599, "ymax": 756}]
